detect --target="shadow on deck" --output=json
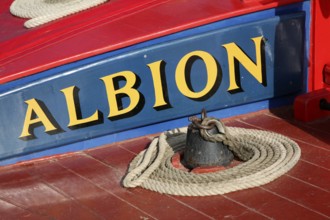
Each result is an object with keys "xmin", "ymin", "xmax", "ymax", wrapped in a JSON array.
[{"xmin": 0, "ymin": 106, "xmax": 329, "ymax": 219}]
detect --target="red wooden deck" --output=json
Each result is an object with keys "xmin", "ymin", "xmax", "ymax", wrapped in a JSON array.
[{"xmin": 0, "ymin": 106, "xmax": 329, "ymax": 219}]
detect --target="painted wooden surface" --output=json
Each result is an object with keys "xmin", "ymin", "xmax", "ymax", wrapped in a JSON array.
[
  {"xmin": 0, "ymin": 107, "xmax": 329, "ymax": 219},
  {"xmin": 0, "ymin": 9, "xmax": 307, "ymax": 163},
  {"xmin": 310, "ymin": 0, "xmax": 330, "ymax": 90},
  {"xmin": 0, "ymin": 0, "xmax": 304, "ymax": 83}
]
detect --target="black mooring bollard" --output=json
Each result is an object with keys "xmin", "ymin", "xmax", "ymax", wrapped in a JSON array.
[{"xmin": 183, "ymin": 110, "xmax": 234, "ymax": 169}]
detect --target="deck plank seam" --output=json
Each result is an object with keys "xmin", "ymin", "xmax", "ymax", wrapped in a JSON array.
[
  {"xmin": 299, "ymin": 159, "xmax": 330, "ymax": 171},
  {"xmin": 117, "ymin": 137, "xmax": 279, "ymax": 219},
  {"xmin": 235, "ymin": 118, "xmax": 330, "ymax": 151},
  {"xmin": 165, "ymin": 196, "xmax": 216, "ymax": 220},
  {"xmin": 265, "ymin": 112, "xmax": 330, "ymax": 136},
  {"xmin": 80, "ymin": 151, "xmax": 119, "ymax": 170},
  {"xmin": 55, "ymin": 159, "xmax": 158, "ymax": 220},
  {"xmin": 34, "ymin": 173, "xmax": 104, "ymax": 220},
  {"xmin": 222, "ymin": 194, "xmax": 273, "ymax": 220},
  {"xmin": 260, "ymin": 187, "xmax": 330, "ymax": 219},
  {"xmin": 285, "ymin": 174, "xmax": 329, "ymax": 193},
  {"xmin": 0, "ymin": 195, "xmax": 54, "ymax": 220},
  {"xmin": 83, "ymin": 146, "xmax": 222, "ymax": 219}
]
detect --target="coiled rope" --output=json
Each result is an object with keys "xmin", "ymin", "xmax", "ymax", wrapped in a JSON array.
[
  {"xmin": 10, "ymin": 0, "xmax": 108, "ymax": 28},
  {"xmin": 123, "ymin": 121, "xmax": 301, "ymax": 196}
]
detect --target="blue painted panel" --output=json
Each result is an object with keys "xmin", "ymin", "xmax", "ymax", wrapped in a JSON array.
[{"xmin": 0, "ymin": 11, "xmax": 305, "ymax": 161}]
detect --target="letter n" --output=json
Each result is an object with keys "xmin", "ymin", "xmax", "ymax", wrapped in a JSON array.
[{"xmin": 222, "ymin": 36, "xmax": 266, "ymax": 92}]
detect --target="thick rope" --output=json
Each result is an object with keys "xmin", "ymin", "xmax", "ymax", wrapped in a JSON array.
[
  {"xmin": 199, "ymin": 117, "xmax": 254, "ymax": 161},
  {"xmin": 123, "ymin": 125, "xmax": 301, "ymax": 196},
  {"xmin": 10, "ymin": 0, "xmax": 108, "ymax": 28}
]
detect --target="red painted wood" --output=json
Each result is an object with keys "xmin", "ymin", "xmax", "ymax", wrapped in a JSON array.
[
  {"xmin": 0, "ymin": 0, "xmax": 303, "ymax": 84},
  {"xmin": 294, "ymin": 88, "xmax": 330, "ymax": 122},
  {"xmin": 310, "ymin": 0, "xmax": 330, "ymax": 90},
  {"xmin": 0, "ymin": 199, "xmax": 47, "ymax": 220},
  {"xmin": 296, "ymin": 140, "xmax": 330, "ymax": 170},
  {"xmin": 84, "ymin": 147, "xmax": 216, "ymax": 219},
  {"xmin": 0, "ymin": 176, "xmax": 95, "ymax": 219},
  {"xmin": 227, "ymin": 186, "xmax": 327, "ymax": 219},
  {"xmin": 289, "ymin": 160, "xmax": 330, "ymax": 192},
  {"xmin": 0, "ymin": 107, "xmax": 329, "ymax": 219},
  {"xmin": 59, "ymin": 153, "xmax": 212, "ymax": 219},
  {"xmin": 57, "ymin": 154, "xmax": 158, "ymax": 219},
  {"xmin": 178, "ymin": 195, "xmax": 270, "ymax": 219},
  {"xmin": 264, "ymin": 176, "xmax": 330, "ymax": 217},
  {"xmin": 237, "ymin": 111, "xmax": 330, "ymax": 146},
  {"xmin": 32, "ymin": 162, "xmax": 126, "ymax": 219}
]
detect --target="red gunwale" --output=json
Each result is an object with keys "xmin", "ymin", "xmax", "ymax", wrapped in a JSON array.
[{"xmin": 0, "ymin": 0, "xmax": 303, "ymax": 84}]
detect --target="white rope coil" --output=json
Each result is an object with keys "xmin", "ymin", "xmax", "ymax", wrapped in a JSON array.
[
  {"xmin": 123, "ymin": 127, "xmax": 301, "ymax": 196},
  {"xmin": 10, "ymin": 0, "xmax": 108, "ymax": 28}
]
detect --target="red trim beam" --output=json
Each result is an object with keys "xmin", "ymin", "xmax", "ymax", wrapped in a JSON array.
[{"xmin": 0, "ymin": 0, "xmax": 303, "ymax": 84}]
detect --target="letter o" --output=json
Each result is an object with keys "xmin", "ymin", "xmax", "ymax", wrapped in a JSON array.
[{"xmin": 175, "ymin": 50, "xmax": 218, "ymax": 99}]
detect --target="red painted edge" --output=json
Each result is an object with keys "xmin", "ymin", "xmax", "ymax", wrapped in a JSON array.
[
  {"xmin": 309, "ymin": 0, "xmax": 330, "ymax": 90},
  {"xmin": 294, "ymin": 88, "xmax": 330, "ymax": 122},
  {"xmin": 171, "ymin": 151, "xmax": 242, "ymax": 173},
  {"xmin": 0, "ymin": 0, "xmax": 303, "ymax": 84}
]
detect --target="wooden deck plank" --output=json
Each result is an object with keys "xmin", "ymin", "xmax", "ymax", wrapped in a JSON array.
[
  {"xmin": 226, "ymin": 185, "xmax": 328, "ymax": 220},
  {"xmin": 226, "ymin": 118, "xmax": 330, "ymax": 170},
  {"xmin": 31, "ymin": 161, "xmax": 136, "ymax": 220},
  {"xmin": 262, "ymin": 176, "xmax": 330, "ymax": 218},
  {"xmin": 118, "ymin": 135, "xmax": 274, "ymax": 219},
  {"xmin": 83, "ymin": 147, "xmax": 217, "ymax": 220},
  {"xmin": 237, "ymin": 113, "xmax": 330, "ymax": 149},
  {"xmin": 265, "ymin": 107, "xmax": 330, "ymax": 136},
  {"xmin": 234, "ymin": 112, "xmax": 330, "ymax": 218},
  {"xmin": 0, "ymin": 175, "xmax": 97, "ymax": 219},
  {"xmin": 0, "ymin": 198, "xmax": 48, "ymax": 220},
  {"xmin": 56, "ymin": 154, "xmax": 157, "ymax": 220},
  {"xmin": 295, "ymin": 141, "xmax": 330, "ymax": 170},
  {"xmin": 175, "ymin": 195, "xmax": 271, "ymax": 219},
  {"xmin": 0, "ymin": 107, "xmax": 329, "ymax": 219},
  {"xmin": 227, "ymin": 118, "xmax": 330, "ymax": 193},
  {"xmin": 287, "ymin": 160, "xmax": 330, "ymax": 192}
]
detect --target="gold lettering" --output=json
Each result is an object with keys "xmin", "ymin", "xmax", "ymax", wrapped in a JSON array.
[
  {"xmin": 147, "ymin": 60, "xmax": 168, "ymax": 108},
  {"xmin": 100, "ymin": 71, "xmax": 141, "ymax": 118},
  {"xmin": 61, "ymin": 86, "xmax": 101, "ymax": 128},
  {"xmin": 222, "ymin": 36, "xmax": 265, "ymax": 92},
  {"xmin": 19, "ymin": 99, "xmax": 58, "ymax": 139},
  {"xmin": 175, "ymin": 50, "xmax": 218, "ymax": 99}
]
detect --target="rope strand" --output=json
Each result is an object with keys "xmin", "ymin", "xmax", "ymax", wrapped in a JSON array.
[
  {"xmin": 123, "ymin": 126, "xmax": 300, "ymax": 196},
  {"xmin": 10, "ymin": 0, "xmax": 108, "ymax": 28}
]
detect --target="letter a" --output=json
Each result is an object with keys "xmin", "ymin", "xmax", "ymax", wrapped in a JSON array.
[{"xmin": 19, "ymin": 99, "xmax": 59, "ymax": 139}]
